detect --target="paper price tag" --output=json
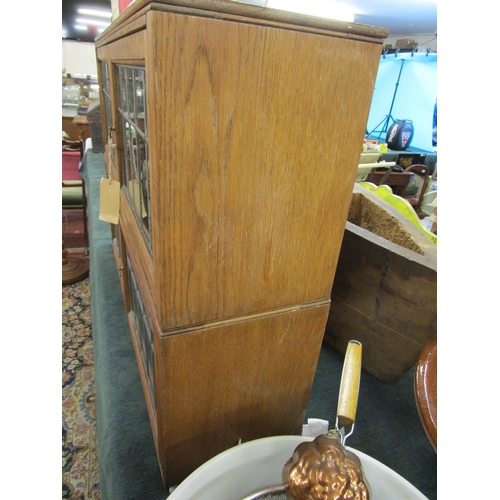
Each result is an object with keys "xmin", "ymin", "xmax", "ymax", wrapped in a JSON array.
[{"xmin": 99, "ymin": 178, "xmax": 121, "ymax": 225}]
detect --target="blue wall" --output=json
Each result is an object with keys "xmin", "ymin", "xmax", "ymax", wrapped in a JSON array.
[{"xmin": 367, "ymin": 53, "xmax": 437, "ymax": 152}]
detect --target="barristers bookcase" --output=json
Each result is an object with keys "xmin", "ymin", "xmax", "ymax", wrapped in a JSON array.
[{"xmin": 95, "ymin": 0, "xmax": 388, "ymax": 487}]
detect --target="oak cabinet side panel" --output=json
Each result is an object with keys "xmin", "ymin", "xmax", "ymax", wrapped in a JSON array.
[
  {"xmin": 146, "ymin": 12, "xmax": 381, "ymax": 330},
  {"xmin": 107, "ymin": 28, "xmax": 146, "ymax": 61},
  {"xmin": 154, "ymin": 303, "xmax": 329, "ymax": 486}
]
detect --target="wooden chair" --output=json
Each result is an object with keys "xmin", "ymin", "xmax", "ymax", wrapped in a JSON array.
[
  {"xmin": 62, "ymin": 137, "xmax": 83, "ymax": 154},
  {"xmin": 62, "ymin": 138, "xmax": 90, "ymax": 285},
  {"xmin": 62, "ymin": 138, "xmax": 88, "ymax": 252},
  {"xmin": 403, "ymin": 164, "xmax": 430, "ymax": 215},
  {"xmin": 367, "ymin": 165, "xmax": 414, "ymax": 196}
]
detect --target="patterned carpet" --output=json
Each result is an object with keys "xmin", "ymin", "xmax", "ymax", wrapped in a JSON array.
[{"xmin": 62, "ymin": 277, "xmax": 101, "ymax": 500}]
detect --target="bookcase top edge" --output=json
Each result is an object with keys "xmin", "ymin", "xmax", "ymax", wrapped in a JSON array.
[{"xmin": 96, "ymin": 0, "xmax": 389, "ymax": 45}]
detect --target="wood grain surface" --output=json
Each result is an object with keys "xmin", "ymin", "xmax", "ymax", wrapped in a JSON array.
[
  {"xmin": 154, "ymin": 303, "xmax": 330, "ymax": 486},
  {"xmin": 95, "ymin": 2, "xmax": 386, "ymax": 487},
  {"xmin": 146, "ymin": 11, "xmax": 382, "ymax": 330}
]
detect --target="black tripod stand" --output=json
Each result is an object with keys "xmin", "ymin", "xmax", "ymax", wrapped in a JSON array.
[{"xmin": 368, "ymin": 58, "xmax": 405, "ymax": 140}]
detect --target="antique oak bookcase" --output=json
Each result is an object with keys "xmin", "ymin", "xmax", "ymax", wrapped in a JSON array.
[{"xmin": 95, "ymin": 0, "xmax": 387, "ymax": 487}]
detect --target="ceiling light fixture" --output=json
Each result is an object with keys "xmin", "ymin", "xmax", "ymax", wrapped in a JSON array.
[
  {"xmin": 75, "ymin": 17, "xmax": 112, "ymax": 27},
  {"xmin": 266, "ymin": 0, "xmax": 355, "ymax": 22},
  {"xmin": 77, "ymin": 8, "xmax": 112, "ymax": 18}
]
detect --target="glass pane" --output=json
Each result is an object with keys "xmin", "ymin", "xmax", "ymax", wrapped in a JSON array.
[
  {"xmin": 101, "ymin": 61, "xmax": 109, "ymax": 91},
  {"xmin": 111, "ymin": 224, "xmax": 121, "ymax": 261},
  {"xmin": 101, "ymin": 61, "xmax": 115, "ymax": 162},
  {"xmin": 127, "ymin": 253, "xmax": 155, "ymax": 410},
  {"xmin": 116, "ymin": 64, "xmax": 151, "ymax": 252},
  {"xmin": 119, "ymin": 66, "xmax": 128, "ymax": 112}
]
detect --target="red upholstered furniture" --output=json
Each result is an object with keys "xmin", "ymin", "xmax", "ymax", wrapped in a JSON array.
[
  {"xmin": 62, "ymin": 138, "xmax": 89, "ymax": 285},
  {"xmin": 63, "ymin": 151, "xmax": 82, "ymax": 180},
  {"xmin": 62, "ymin": 139, "xmax": 88, "ymax": 251}
]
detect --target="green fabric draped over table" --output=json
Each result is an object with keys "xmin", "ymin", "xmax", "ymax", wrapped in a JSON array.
[{"xmin": 80, "ymin": 151, "xmax": 167, "ymax": 500}]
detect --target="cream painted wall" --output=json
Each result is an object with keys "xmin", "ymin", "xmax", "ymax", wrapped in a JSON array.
[
  {"xmin": 62, "ymin": 40, "xmax": 99, "ymax": 77},
  {"xmin": 61, "ymin": 0, "xmax": 121, "ymax": 77},
  {"xmin": 111, "ymin": 0, "xmax": 121, "ymax": 21}
]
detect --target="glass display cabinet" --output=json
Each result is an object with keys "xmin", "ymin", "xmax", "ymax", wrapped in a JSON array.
[
  {"xmin": 62, "ymin": 74, "xmax": 100, "ymax": 140},
  {"xmin": 95, "ymin": 0, "xmax": 388, "ymax": 488},
  {"xmin": 62, "ymin": 74, "xmax": 99, "ymax": 116}
]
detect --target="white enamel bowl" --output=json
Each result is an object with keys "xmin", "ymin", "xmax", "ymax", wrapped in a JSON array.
[{"xmin": 167, "ymin": 436, "xmax": 428, "ymax": 500}]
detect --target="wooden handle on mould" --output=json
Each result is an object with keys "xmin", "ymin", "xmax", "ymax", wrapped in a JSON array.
[{"xmin": 337, "ymin": 340, "xmax": 362, "ymax": 428}]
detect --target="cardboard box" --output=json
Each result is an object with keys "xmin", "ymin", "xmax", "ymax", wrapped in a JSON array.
[{"xmin": 396, "ymin": 39, "xmax": 419, "ymax": 49}]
